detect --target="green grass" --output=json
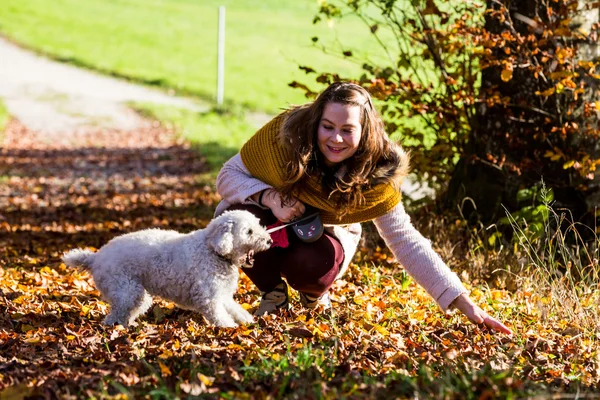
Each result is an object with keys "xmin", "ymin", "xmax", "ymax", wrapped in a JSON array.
[
  {"xmin": 90, "ymin": 340, "xmax": 549, "ymax": 399},
  {"xmin": 135, "ymin": 103, "xmax": 261, "ymax": 175},
  {"xmin": 0, "ymin": 99, "xmax": 9, "ymax": 138},
  {"xmin": 0, "ymin": 0, "xmax": 385, "ymax": 113}
]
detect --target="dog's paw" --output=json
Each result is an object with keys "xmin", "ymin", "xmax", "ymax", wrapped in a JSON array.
[
  {"xmin": 237, "ymin": 311, "xmax": 255, "ymax": 325},
  {"xmin": 104, "ymin": 317, "xmax": 122, "ymax": 327},
  {"xmin": 104, "ymin": 314, "xmax": 130, "ymax": 327},
  {"xmin": 216, "ymin": 321, "xmax": 239, "ymax": 328}
]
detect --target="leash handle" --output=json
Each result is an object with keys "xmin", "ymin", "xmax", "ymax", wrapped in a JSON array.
[{"xmin": 265, "ymin": 212, "xmax": 320, "ymax": 234}]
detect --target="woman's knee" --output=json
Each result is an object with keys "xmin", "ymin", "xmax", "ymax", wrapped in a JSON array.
[{"xmin": 282, "ymin": 234, "xmax": 344, "ymax": 296}]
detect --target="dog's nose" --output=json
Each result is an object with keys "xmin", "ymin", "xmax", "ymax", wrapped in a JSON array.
[{"xmin": 266, "ymin": 238, "xmax": 273, "ymax": 245}]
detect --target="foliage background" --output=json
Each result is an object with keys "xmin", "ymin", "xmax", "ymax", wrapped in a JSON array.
[{"xmin": 298, "ymin": 0, "xmax": 600, "ymax": 224}]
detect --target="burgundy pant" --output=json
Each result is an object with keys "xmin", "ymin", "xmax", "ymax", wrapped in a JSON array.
[{"xmin": 226, "ymin": 204, "xmax": 344, "ymax": 297}]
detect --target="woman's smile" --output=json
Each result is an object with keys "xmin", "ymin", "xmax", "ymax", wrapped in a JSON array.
[
  {"xmin": 317, "ymin": 103, "xmax": 362, "ymax": 167},
  {"xmin": 327, "ymin": 145, "xmax": 346, "ymax": 153}
]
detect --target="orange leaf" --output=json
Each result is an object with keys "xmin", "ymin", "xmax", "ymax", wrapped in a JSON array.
[
  {"xmin": 198, "ymin": 373, "xmax": 215, "ymax": 387},
  {"xmin": 535, "ymin": 87, "xmax": 555, "ymax": 96},
  {"xmin": 501, "ymin": 68, "xmax": 513, "ymax": 82},
  {"xmin": 158, "ymin": 361, "xmax": 171, "ymax": 377}
]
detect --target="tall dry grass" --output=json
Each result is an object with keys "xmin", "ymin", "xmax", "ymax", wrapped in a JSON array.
[
  {"xmin": 503, "ymin": 185, "xmax": 600, "ymax": 336},
  {"xmin": 412, "ymin": 185, "xmax": 599, "ymax": 338}
]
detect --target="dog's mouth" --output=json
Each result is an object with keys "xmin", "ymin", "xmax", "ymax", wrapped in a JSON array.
[{"xmin": 243, "ymin": 250, "xmax": 255, "ymax": 267}]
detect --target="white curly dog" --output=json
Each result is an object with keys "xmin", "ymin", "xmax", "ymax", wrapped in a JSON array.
[{"xmin": 62, "ymin": 210, "xmax": 272, "ymax": 328}]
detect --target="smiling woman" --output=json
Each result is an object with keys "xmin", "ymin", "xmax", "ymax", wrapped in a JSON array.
[{"xmin": 213, "ymin": 81, "xmax": 513, "ymax": 335}]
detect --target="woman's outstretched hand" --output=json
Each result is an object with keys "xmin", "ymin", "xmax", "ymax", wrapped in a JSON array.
[
  {"xmin": 261, "ymin": 189, "xmax": 305, "ymax": 223},
  {"xmin": 450, "ymin": 293, "xmax": 513, "ymax": 335}
]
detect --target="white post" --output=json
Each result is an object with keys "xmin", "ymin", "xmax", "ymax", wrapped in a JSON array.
[{"xmin": 217, "ymin": 6, "xmax": 226, "ymax": 106}]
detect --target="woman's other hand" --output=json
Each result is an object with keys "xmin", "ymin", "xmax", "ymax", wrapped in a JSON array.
[
  {"xmin": 450, "ymin": 293, "xmax": 513, "ymax": 335},
  {"xmin": 261, "ymin": 189, "xmax": 305, "ymax": 223}
]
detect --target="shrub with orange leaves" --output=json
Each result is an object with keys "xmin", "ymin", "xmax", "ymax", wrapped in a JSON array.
[{"xmin": 294, "ymin": 0, "xmax": 599, "ymax": 224}]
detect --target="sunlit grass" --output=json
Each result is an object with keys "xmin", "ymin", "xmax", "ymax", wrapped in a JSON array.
[
  {"xmin": 133, "ymin": 103, "xmax": 263, "ymax": 177},
  {"xmin": 0, "ymin": 0, "xmax": 385, "ymax": 113},
  {"xmin": 0, "ymin": 99, "xmax": 9, "ymax": 137}
]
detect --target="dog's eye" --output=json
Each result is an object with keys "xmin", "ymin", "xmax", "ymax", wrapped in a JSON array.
[{"xmin": 248, "ymin": 229, "xmax": 253, "ymax": 235}]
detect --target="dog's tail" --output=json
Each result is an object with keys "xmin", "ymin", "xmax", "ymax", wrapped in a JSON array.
[{"xmin": 62, "ymin": 248, "xmax": 96, "ymax": 269}]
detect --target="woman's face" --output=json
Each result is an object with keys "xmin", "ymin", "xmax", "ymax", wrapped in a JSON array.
[{"xmin": 317, "ymin": 102, "xmax": 363, "ymax": 167}]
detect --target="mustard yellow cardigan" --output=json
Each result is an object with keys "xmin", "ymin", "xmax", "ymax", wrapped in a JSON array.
[{"xmin": 240, "ymin": 113, "xmax": 402, "ymax": 225}]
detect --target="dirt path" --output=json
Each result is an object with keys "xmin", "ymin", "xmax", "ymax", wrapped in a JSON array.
[
  {"xmin": 0, "ymin": 37, "xmax": 206, "ymax": 137},
  {"xmin": 0, "ymin": 36, "xmax": 227, "ymax": 256}
]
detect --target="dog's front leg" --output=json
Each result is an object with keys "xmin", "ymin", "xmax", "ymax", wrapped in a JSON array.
[
  {"xmin": 201, "ymin": 303, "xmax": 238, "ymax": 328},
  {"xmin": 224, "ymin": 298, "xmax": 254, "ymax": 325},
  {"xmin": 188, "ymin": 287, "xmax": 238, "ymax": 328},
  {"xmin": 104, "ymin": 307, "xmax": 134, "ymax": 327}
]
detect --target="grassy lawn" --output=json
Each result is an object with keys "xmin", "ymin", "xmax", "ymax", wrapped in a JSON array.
[
  {"xmin": 134, "ymin": 103, "xmax": 264, "ymax": 175},
  {"xmin": 0, "ymin": 0, "xmax": 384, "ymax": 113}
]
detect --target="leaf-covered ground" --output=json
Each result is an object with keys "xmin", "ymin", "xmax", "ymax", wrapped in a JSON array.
[{"xmin": 1, "ymin": 118, "xmax": 599, "ymax": 399}]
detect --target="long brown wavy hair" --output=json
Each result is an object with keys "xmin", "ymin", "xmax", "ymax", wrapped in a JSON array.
[{"xmin": 279, "ymin": 82, "xmax": 408, "ymax": 216}]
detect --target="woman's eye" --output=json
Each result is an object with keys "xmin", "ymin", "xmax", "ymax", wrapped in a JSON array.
[{"xmin": 323, "ymin": 125, "xmax": 333, "ymax": 130}]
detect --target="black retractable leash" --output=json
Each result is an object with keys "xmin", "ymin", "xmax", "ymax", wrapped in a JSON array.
[{"xmin": 265, "ymin": 209, "xmax": 324, "ymax": 243}]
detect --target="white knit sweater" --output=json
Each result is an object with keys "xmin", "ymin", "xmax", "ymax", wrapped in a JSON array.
[{"xmin": 215, "ymin": 154, "xmax": 467, "ymax": 311}]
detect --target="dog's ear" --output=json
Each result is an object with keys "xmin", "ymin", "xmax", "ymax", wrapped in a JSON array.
[{"xmin": 207, "ymin": 218, "xmax": 235, "ymax": 257}]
